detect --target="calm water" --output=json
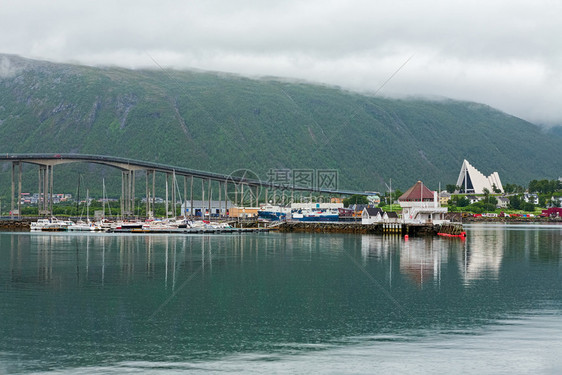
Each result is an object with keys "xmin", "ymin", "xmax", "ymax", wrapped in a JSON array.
[{"xmin": 1, "ymin": 224, "xmax": 562, "ymax": 374}]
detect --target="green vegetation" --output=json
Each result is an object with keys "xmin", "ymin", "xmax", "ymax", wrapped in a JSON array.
[
  {"xmin": 445, "ymin": 184, "xmax": 460, "ymax": 193},
  {"xmin": 528, "ymin": 179, "xmax": 561, "ymax": 194},
  {"xmin": 343, "ymin": 194, "xmax": 369, "ymax": 207},
  {"xmin": 2, "ymin": 54, "xmax": 562, "ymax": 200},
  {"xmin": 443, "ymin": 177, "xmax": 562, "ymax": 215}
]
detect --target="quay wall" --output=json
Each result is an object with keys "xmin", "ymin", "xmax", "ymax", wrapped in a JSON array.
[
  {"xmin": 463, "ymin": 216, "xmax": 562, "ymax": 223},
  {"xmin": 0, "ymin": 220, "xmax": 31, "ymax": 231},
  {"xmin": 275, "ymin": 222, "xmax": 450, "ymax": 236}
]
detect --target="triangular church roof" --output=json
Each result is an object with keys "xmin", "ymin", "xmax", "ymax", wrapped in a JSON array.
[
  {"xmin": 398, "ymin": 181, "xmax": 434, "ymax": 201},
  {"xmin": 455, "ymin": 159, "xmax": 503, "ymax": 194}
]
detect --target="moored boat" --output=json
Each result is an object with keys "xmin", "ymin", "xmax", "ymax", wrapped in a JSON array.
[
  {"xmin": 292, "ymin": 208, "xmax": 339, "ymax": 222},
  {"xmin": 30, "ymin": 219, "xmax": 51, "ymax": 231},
  {"xmin": 258, "ymin": 204, "xmax": 291, "ymax": 221}
]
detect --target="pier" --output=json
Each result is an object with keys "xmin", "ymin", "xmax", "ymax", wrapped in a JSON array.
[
  {"xmin": 275, "ymin": 221, "xmax": 462, "ymax": 236},
  {"xmin": 0, "ymin": 218, "xmax": 463, "ymax": 237}
]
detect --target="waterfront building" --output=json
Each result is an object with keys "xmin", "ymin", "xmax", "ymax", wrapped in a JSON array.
[
  {"xmin": 361, "ymin": 207, "xmax": 383, "ymax": 224},
  {"xmin": 455, "ymin": 159, "xmax": 503, "ymax": 194},
  {"xmin": 350, "ymin": 203, "xmax": 369, "ymax": 217},
  {"xmin": 361, "ymin": 208, "xmax": 400, "ymax": 224},
  {"xmin": 178, "ymin": 200, "xmax": 234, "ymax": 217},
  {"xmin": 383, "ymin": 211, "xmax": 399, "ymax": 223},
  {"xmin": 439, "ymin": 191, "xmax": 451, "ymax": 206},
  {"xmin": 398, "ymin": 181, "xmax": 448, "ymax": 224},
  {"xmin": 228, "ymin": 206, "xmax": 260, "ymax": 218}
]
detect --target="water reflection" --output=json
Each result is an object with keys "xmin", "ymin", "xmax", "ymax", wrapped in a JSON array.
[
  {"xmin": 4, "ymin": 226, "xmax": 562, "ymax": 293},
  {"xmin": 359, "ymin": 224, "xmax": 562, "ymax": 289},
  {"xmin": 459, "ymin": 225, "xmax": 504, "ymax": 285},
  {"xmin": 400, "ymin": 237, "xmax": 447, "ymax": 288},
  {"xmin": 1, "ymin": 227, "xmax": 562, "ymax": 374}
]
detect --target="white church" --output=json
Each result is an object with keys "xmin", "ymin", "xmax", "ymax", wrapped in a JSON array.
[{"xmin": 455, "ymin": 160, "xmax": 503, "ymax": 194}]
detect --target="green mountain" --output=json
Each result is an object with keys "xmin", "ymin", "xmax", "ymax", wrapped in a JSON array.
[
  {"xmin": 1, "ymin": 53, "xmax": 561, "ymax": 196},
  {"xmin": 547, "ymin": 125, "xmax": 562, "ymax": 139}
]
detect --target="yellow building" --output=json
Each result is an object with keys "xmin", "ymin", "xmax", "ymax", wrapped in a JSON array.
[{"xmin": 228, "ymin": 207, "xmax": 260, "ymax": 218}]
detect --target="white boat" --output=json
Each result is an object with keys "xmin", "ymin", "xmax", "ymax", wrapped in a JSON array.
[
  {"xmin": 68, "ymin": 189, "xmax": 102, "ymax": 231},
  {"xmin": 68, "ymin": 220, "xmax": 101, "ymax": 231},
  {"xmin": 30, "ymin": 218, "xmax": 51, "ymax": 231},
  {"xmin": 258, "ymin": 204, "xmax": 291, "ymax": 221},
  {"xmin": 42, "ymin": 218, "xmax": 73, "ymax": 231},
  {"xmin": 291, "ymin": 208, "xmax": 339, "ymax": 222}
]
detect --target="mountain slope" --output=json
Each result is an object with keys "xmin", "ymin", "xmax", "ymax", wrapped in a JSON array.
[{"xmin": 1, "ymin": 54, "xmax": 561, "ymax": 195}]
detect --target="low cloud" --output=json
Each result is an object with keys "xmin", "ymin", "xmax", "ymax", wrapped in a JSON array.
[
  {"xmin": 1, "ymin": 0, "xmax": 561, "ymax": 125},
  {"xmin": 0, "ymin": 56, "xmax": 19, "ymax": 78}
]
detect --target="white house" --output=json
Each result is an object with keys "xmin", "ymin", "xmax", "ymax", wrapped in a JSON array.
[
  {"xmin": 399, "ymin": 181, "xmax": 448, "ymax": 224},
  {"xmin": 466, "ymin": 195, "xmax": 481, "ymax": 205},
  {"xmin": 383, "ymin": 211, "xmax": 399, "ymax": 223},
  {"xmin": 362, "ymin": 207, "xmax": 383, "ymax": 224},
  {"xmin": 523, "ymin": 193, "xmax": 539, "ymax": 205},
  {"xmin": 496, "ymin": 196, "xmax": 510, "ymax": 209}
]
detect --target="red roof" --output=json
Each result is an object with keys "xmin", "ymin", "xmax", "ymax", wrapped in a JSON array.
[{"xmin": 398, "ymin": 181, "xmax": 435, "ymax": 201}]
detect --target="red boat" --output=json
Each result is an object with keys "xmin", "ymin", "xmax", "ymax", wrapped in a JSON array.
[{"xmin": 438, "ymin": 231, "xmax": 467, "ymax": 238}]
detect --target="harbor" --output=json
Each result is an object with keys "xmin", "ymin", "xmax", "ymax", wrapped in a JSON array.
[
  {"xmin": 0, "ymin": 180, "xmax": 465, "ymax": 236},
  {"xmin": 0, "ymin": 217, "xmax": 462, "ymax": 237}
]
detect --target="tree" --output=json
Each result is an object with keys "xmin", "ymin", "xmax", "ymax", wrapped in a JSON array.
[
  {"xmin": 504, "ymin": 183, "xmax": 524, "ymax": 194},
  {"xmin": 445, "ymin": 184, "xmax": 459, "ymax": 193},
  {"xmin": 482, "ymin": 188, "xmax": 491, "ymax": 206},
  {"xmin": 343, "ymin": 194, "xmax": 369, "ymax": 207},
  {"xmin": 529, "ymin": 179, "xmax": 562, "ymax": 194},
  {"xmin": 523, "ymin": 202, "xmax": 535, "ymax": 212},
  {"xmin": 391, "ymin": 189, "xmax": 403, "ymax": 202},
  {"xmin": 456, "ymin": 196, "xmax": 469, "ymax": 207},
  {"xmin": 492, "ymin": 183, "xmax": 501, "ymax": 194},
  {"xmin": 509, "ymin": 195, "xmax": 522, "ymax": 210}
]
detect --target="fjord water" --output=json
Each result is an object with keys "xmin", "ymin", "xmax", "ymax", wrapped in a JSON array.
[{"xmin": 1, "ymin": 224, "xmax": 561, "ymax": 374}]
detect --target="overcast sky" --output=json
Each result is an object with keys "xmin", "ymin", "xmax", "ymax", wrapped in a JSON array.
[{"xmin": 1, "ymin": 0, "xmax": 561, "ymax": 125}]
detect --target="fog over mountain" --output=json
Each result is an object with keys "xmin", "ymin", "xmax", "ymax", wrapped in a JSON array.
[
  {"xmin": 2, "ymin": 1, "xmax": 562, "ymax": 125},
  {"xmin": 1, "ymin": 54, "xmax": 561, "ymax": 195}
]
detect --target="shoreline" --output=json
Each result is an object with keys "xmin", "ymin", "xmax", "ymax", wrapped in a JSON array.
[{"xmin": 461, "ymin": 216, "xmax": 562, "ymax": 223}]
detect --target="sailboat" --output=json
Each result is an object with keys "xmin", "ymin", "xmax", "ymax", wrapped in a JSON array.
[{"xmin": 68, "ymin": 189, "xmax": 101, "ymax": 231}]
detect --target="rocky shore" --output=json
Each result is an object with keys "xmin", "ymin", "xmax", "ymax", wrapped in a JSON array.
[
  {"xmin": 462, "ymin": 216, "xmax": 562, "ymax": 223},
  {"xmin": 0, "ymin": 220, "xmax": 31, "ymax": 231}
]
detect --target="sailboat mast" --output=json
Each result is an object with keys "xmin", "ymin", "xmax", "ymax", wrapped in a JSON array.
[
  {"xmin": 102, "ymin": 178, "xmax": 106, "ymax": 219},
  {"xmin": 76, "ymin": 175, "xmax": 81, "ymax": 215}
]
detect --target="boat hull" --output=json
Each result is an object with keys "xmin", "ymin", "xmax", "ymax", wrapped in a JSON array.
[{"xmin": 295, "ymin": 214, "xmax": 339, "ymax": 222}]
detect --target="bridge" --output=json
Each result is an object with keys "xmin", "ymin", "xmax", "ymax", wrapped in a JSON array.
[{"xmin": 1, "ymin": 153, "xmax": 367, "ymax": 218}]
